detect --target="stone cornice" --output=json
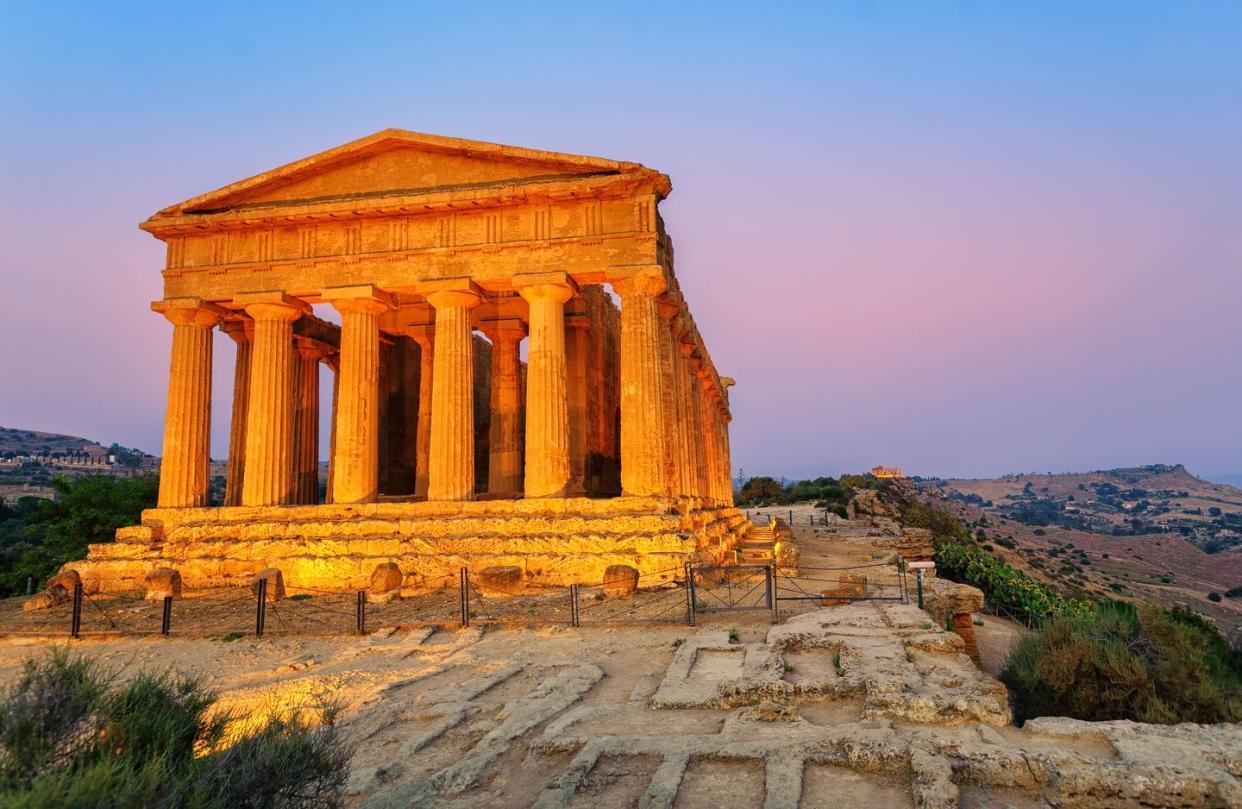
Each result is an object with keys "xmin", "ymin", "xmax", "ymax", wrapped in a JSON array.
[{"xmin": 141, "ymin": 171, "xmax": 664, "ymax": 238}]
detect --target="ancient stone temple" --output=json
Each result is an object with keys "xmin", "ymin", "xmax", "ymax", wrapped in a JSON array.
[{"xmin": 70, "ymin": 129, "xmax": 746, "ymax": 593}]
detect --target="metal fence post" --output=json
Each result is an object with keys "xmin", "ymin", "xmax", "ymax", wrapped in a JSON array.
[
  {"xmin": 356, "ymin": 590, "xmax": 366, "ymax": 635},
  {"xmin": 686, "ymin": 563, "xmax": 697, "ymax": 626},
  {"xmin": 459, "ymin": 567, "xmax": 470, "ymax": 628},
  {"xmin": 255, "ymin": 578, "xmax": 267, "ymax": 637},
  {"xmin": 70, "ymin": 581, "xmax": 82, "ymax": 639},
  {"xmin": 26, "ymin": 577, "xmax": 33, "ymax": 596},
  {"xmin": 161, "ymin": 596, "xmax": 172, "ymax": 637},
  {"xmin": 765, "ymin": 564, "xmax": 779, "ymax": 623},
  {"xmin": 569, "ymin": 584, "xmax": 580, "ymax": 628}
]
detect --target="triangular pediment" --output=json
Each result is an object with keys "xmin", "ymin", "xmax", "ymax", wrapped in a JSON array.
[{"xmin": 160, "ymin": 129, "xmax": 639, "ymax": 216}]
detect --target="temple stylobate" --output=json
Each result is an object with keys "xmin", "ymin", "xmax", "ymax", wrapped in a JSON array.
[{"xmin": 70, "ymin": 130, "xmax": 748, "ymax": 594}]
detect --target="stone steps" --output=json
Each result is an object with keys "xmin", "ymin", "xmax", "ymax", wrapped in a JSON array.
[{"xmin": 70, "ymin": 501, "xmax": 751, "ymax": 594}]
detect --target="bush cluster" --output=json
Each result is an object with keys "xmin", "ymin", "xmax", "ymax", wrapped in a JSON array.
[
  {"xmin": 0, "ymin": 475, "xmax": 158, "ymax": 597},
  {"xmin": 1001, "ymin": 601, "xmax": 1242, "ymax": 725},
  {"xmin": 934, "ymin": 541, "xmax": 1093, "ymax": 621},
  {"xmin": 0, "ymin": 651, "xmax": 350, "ymax": 808}
]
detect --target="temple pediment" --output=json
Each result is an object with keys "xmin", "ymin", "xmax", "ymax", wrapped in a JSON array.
[{"xmin": 155, "ymin": 129, "xmax": 653, "ymax": 218}]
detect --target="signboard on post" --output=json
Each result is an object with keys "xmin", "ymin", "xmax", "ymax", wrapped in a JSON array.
[{"xmin": 907, "ymin": 560, "xmax": 936, "ymax": 570}]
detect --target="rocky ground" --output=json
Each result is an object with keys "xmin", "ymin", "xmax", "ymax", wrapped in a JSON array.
[{"xmin": 1, "ymin": 520, "xmax": 1239, "ymax": 808}]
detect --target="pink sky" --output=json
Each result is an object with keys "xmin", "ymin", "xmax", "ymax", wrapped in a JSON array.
[{"xmin": 2, "ymin": 3, "xmax": 1239, "ymax": 481}]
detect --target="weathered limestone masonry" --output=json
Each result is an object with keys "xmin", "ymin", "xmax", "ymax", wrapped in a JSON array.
[{"xmin": 69, "ymin": 130, "xmax": 746, "ymax": 593}]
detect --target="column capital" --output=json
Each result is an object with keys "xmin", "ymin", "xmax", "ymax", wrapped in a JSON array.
[
  {"xmin": 423, "ymin": 279, "xmax": 484, "ymax": 310},
  {"xmin": 514, "ymin": 271, "xmax": 578, "ymax": 305},
  {"xmin": 479, "ymin": 317, "xmax": 527, "ymax": 342},
  {"xmin": 219, "ymin": 317, "xmax": 253, "ymax": 343},
  {"xmin": 403, "ymin": 323, "xmax": 436, "ymax": 347},
  {"xmin": 610, "ymin": 266, "xmax": 668, "ymax": 299},
  {"xmin": 324, "ymin": 284, "xmax": 396, "ymax": 315},
  {"xmin": 234, "ymin": 291, "xmax": 311, "ymax": 322},
  {"xmin": 294, "ymin": 336, "xmax": 332, "ymax": 361},
  {"xmin": 152, "ymin": 297, "xmax": 228, "ymax": 327}
]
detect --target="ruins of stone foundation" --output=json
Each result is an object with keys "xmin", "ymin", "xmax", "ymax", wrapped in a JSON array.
[{"xmin": 67, "ymin": 130, "xmax": 747, "ymax": 594}]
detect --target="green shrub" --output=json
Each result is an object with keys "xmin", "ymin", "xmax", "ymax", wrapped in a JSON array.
[
  {"xmin": 0, "ymin": 651, "xmax": 350, "ymax": 807},
  {"xmin": 1208, "ymin": 592, "xmax": 1222, "ymax": 603},
  {"xmin": 1001, "ymin": 601, "xmax": 1242, "ymax": 725},
  {"xmin": 934, "ymin": 540, "xmax": 1091, "ymax": 622}
]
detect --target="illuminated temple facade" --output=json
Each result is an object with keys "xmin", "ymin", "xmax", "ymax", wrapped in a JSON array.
[{"xmin": 70, "ymin": 130, "xmax": 746, "ymax": 593}]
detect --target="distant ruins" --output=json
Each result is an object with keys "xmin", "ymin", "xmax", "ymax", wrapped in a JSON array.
[{"xmin": 70, "ymin": 130, "xmax": 746, "ymax": 593}]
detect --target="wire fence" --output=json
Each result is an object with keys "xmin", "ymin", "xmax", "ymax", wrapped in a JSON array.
[
  {"xmin": 744, "ymin": 509, "xmax": 839, "ymax": 526},
  {"xmin": 0, "ymin": 558, "xmax": 911, "ymax": 640}
]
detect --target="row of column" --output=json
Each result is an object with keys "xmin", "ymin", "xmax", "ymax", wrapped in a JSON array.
[{"xmin": 153, "ymin": 270, "xmax": 734, "ymax": 509}]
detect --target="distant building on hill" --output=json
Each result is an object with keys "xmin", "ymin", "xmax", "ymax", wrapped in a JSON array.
[{"xmin": 871, "ymin": 466, "xmax": 905, "ymax": 479}]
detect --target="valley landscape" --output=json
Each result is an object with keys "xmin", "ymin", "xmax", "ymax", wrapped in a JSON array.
[{"xmin": 915, "ymin": 466, "xmax": 1242, "ymax": 645}]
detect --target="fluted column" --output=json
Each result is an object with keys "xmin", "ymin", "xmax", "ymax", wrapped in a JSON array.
[
  {"xmin": 517, "ymin": 274, "xmax": 576, "ymax": 498},
  {"xmin": 238, "ymin": 293, "xmax": 308, "ymax": 507},
  {"xmin": 697, "ymin": 370, "xmax": 720, "ymax": 505},
  {"xmin": 674, "ymin": 337, "xmax": 700, "ymax": 498},
  {"xmin": 220, "ymin": 319, "xmax": 252, "ymax": 506},
  {"xmin": 564, "ymin": 311, "xmax": 590, "ymax": 496},
  {"xmin": 328, "ymin": 286, "xmax": 394, "ymax": 505},
  {"xmin": 614, "ymin": 269, "xmax": 669, "ymax": 497},
  {"xmin": 426, "ymin": 284, "xmax": 482, "ymax": 501},
  {"xmin": 408, "ymin": 326, "xmax": 435, "ymax": 499},
  {"xmin": 152, "ymin": 298, "xmax": 226, "ymax": 508},
  {"xmin": 656, "ymin": 300, "xmax": 682, "ymax": 497},
  {"xmin": 689, "ymin": 356, "xmax": 710, "ymax": 500},
  {"xmin": 482, "ymin": 319, "xmax": 525, "ymax": 497},
  {"xmin": 325, "ymin": 355, "xmax": 340, "ymax": 503},
  {"xmin": 720, "ymin": 410, "xmax": 735, "ymax": 505},
  {"xmin": 292, "ymin": 339, "xmax": 325, "ymax": 504}
]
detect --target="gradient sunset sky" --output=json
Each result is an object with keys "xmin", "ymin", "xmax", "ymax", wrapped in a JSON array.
[{"xmin": 2, "ymin": 2, "xmax": 1239, "ymax": 481}]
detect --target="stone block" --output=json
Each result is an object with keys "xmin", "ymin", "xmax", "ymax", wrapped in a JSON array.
[
  {"xmin": 821, "ymin": 573, "xmax": 867, "ymax": 606},
  {"xmin": 602, "ymin": 564, "xmax": 639, "ymax": 597},
  {"xmin": 251, "ymin": 567, "xmax": 286, "ymax": 601},
  {"xmin": 23, "ymin": 590, "xmax": 66, "ymax": 611},
  {"xmin": 952, "ymin": 612, "xmax": 982, "ymax": 665},
  {"xmin": 475, "ymin": 565, "xmax": 523, "ymax": 595},
  {"xmin": 144, "ymin": 568, "xmax": 182, "ymax": 601},
  {"xmin": 369, "ymin": 562, "xmax": 403, "ymax": 603},
  {"xmin": 47, "ymin": 569, "xmax": 81, "ymax": 595}
]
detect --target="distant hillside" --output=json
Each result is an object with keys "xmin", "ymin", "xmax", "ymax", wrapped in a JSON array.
[
  {"xmin": 0, "ymin": 427, "xmax": 156, "ymax": 502},
  {"xmin": 0, "ymin": 427, "xmax": 111, "ymax": 458},
  {"xmin": 915, "ymin": 464, "xmax": 1242, "ymax": 645}
]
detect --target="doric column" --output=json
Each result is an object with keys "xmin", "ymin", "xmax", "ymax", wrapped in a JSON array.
[
  {"xmin": 697, "ymin": 369, "xmax": 720, "ymax": 505},
  {"xmin": 292, "ymin": 338, "xmax": 325, "ymax": 504},
  {"xmin": 720, "ymin": 377, "xmax": 736, "ymax": 505},
  {"xmin": 674, "ymin": 334, "xmax": 700, "ymax": 498},
  {"xmin": 237, "ymin": 292, "xmax": 309, "ymax": 507},
  {"xmin": 220, "ymin": 319, "xmax": 252, "ymax": 507},
  {"xmin": 656, "ymin": 299, "xmax": 681, "ymax": 497},
  {"xmin": 408, "ymin": 325, "xmax": 435, "ymax": 499},
  {"xmin": 516, "ymin": 273, "xmax": 577, "ymax": 498},
  {"xmin": 324, "ymin": 355, "xmax": 340, "ymax": 503},
  {"xmin": 481, "ymin": 319, "xmax": 525, "ymax": 497},
  {"xmin": 327, "ymin": 285, "xmax": 394, "ymax": 505},
  {"xmin": 426, "ymin": 282, "xmax": 483, "ymax": 501},
  {"xmin": 614, "ymin": 269, "xmax": 669, "ymax": 497},
  {"xmin": 152, "ymin": 298, "xmax": 226, "ymax": 508},
  {"xmin": 564, "ymin": 306, "xmax": 590, "ymax": 496}
]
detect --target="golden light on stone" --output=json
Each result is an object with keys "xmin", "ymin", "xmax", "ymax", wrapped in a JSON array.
[{"xmin": 67, "ymin": 129, "xmax": 745, "ymax": 594}]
